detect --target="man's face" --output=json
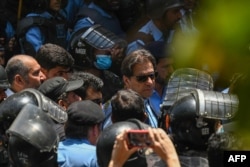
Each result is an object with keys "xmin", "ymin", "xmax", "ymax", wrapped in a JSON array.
[
  {"xmin": 85, "ymin": 87, "xmax": 103, "ymax": 107},
  {"xmin": 42, "ymin": 66, "xmax": 71, "ymax": 80},
  {"xmin": 156, "ymin": 57, "xmax": 174, "ymax": 85},
  {"xmin": 163, "ymin": 7, "xmax": 182, "ymax": 30},
  {"xmin": 0, "ymin": 88, "xmax": 7, "ymax": 103},
  {"xmin": 64, "ymin": 91, "xmax": 82, "ymax": 105},
  {"xmin": 123, "ymin": 61, "xmax": 155, "ymax": 99},
  {"xmin": 58, "ymin": 91, "xmax": 82, "ymax": 109},
  {"xmin": 23, "ymin": 59, "xmax": 46, "ymax": 89},
  {"xmin": 50, "ymin": 0, "xmax": 61, "ymax": 11}
]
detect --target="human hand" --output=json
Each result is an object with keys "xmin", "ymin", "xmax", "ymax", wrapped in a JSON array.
[
  {"xmin": 108, "ymin": 130, "xmax": 138, "ymax": 167},
  {"xmin": 148, "ymin": 128, "xmax": 181, "ymax": 167},
  {"xmin": 110, "ymin": 45, "xmax": 125, "ymax": 64}
]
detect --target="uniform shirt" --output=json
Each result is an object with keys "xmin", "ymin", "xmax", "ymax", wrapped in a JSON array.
[
  {"xmin": 63, "ymin": 0, "xmax": 85, "ymax": 26},
  {"xmin": 126, "ymin": 20, "xmax": 175, "ymax": 55},
  {"xmin": 72, "ymin": 2, "xmax": 125, "ymax": 38},
  {"xmin": 5, "ymin": 21, "xmax": 15, "ymax": 41},
  {"xmin": 24, "ymin": 10, "xmax": 69, "ymax": 53},
  {"xmin": 58, "ymin": 138, "xmax": 99, "ymax": 167}
]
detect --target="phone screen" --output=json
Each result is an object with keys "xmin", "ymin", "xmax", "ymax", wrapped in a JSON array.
[{"xmin": 127, "ymin": 130, "xmax": 151, "ymax": 148}]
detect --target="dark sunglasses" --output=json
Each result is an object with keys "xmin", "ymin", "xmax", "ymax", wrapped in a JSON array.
[{"xmin": 134, "ymin": 73, "xmax": 156, "ymax": 83}]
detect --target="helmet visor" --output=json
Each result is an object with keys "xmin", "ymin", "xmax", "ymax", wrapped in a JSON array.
[{"xmin": 7, "ymin": 104, "xmax": 59, "ymax": 152}]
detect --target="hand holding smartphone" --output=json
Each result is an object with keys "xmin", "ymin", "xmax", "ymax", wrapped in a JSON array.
[{"xmin": 126, "ymin": 130, "xmax": 152, "ymax": 148}]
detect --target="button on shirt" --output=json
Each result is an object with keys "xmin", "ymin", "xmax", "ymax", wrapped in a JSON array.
[{"xmin": 58, "ymin": 138, "xmax": 99, "ymax": 167}]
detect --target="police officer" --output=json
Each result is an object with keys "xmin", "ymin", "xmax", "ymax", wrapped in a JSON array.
[
  {"xmin": 69, "ymin": 25, "xmax": 125, "ymax": 103},
  {"xmin": 161, "ymin": 88, "xmax": 238, "ymax": 167},
  {"xmin": 7, "ymin": 104, "xmax": 59, "ymax": 167},
  {"xmin": 126, "ymin": 0, "xmax": 184, "ymax": 55},
  {"xmin": 16, "ymin": 0, "xmax": 69, "ymax": 56},
  {"xmin": 71, "ymin": 0, "xmax": 126, "ymax": 39},
  {"xmin": 0, "ymin": 88, "xmax": 67, "ymax": 166}
]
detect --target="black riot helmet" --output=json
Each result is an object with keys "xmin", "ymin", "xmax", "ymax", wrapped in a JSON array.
[
  {"xmin": 159, "ymin": 68, "xmax": 214, "ymax": 131},
  {"xmin": 168, "ymin": 89, "xmax": 238, "ymax": 151},
  {"xmin": 96, "ymin": 119, "xmax": 149, "ymax": 167},
  {"xmin": 68, "ymin": 28, "xmax": 95, "ymax": 70},
  {"xmin": 0, "ymin": 88, "xmax": 67, "ymax": 139},
  {"xmin": 146, "ymin": 0, "xmax": 184, "ymax": 19},
  {"xmin": 69, "ymin": 24, "xmax": 127, "ymax": 71},
  {"xmin": 7, "ymin": 104, "xmax": 59, "ymax": 167}
]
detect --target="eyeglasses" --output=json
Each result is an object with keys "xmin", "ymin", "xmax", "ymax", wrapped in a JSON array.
[{"xmin": 134, "ymin": 73, "xmax": 156, "ymax": 83}]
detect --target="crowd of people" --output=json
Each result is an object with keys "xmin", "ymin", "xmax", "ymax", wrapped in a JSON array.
[{"xmin": 0, "ymin": 0, "xmax": 249, "ymax": 166}]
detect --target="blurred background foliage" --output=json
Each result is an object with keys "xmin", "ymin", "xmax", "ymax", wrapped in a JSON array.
[{"xmin": 172, "ymin": 0, "xmax": 250, "ymax": 148}]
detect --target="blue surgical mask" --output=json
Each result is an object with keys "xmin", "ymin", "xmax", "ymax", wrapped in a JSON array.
[{"xmin": 94, "ymin": 54, "xmax": 112, "ymax": 70}]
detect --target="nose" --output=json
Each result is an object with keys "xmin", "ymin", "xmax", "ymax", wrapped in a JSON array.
[
  {"xmin": 145, "ymin": 76, "xmax": 155, "ymax": 85},
  {"xmin": 40, "ymin": 71, "xmax": 47, "ymax": 81}
]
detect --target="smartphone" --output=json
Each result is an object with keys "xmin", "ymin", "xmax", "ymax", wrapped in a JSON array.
[{"xmin": 126, "ymin": 130, "xmax": 152, "ymax": 148}]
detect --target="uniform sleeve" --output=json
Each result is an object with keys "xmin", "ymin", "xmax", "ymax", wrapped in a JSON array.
[{"xmin": 25, "ymin": 26, "xmax": 45, "ymax": 52}]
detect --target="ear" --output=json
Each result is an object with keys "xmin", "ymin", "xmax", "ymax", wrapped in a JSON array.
[
  {"xmin": 123, "ymin": 75, "xmax": 130, "ymax": 89},
  {"xmin": 92, "ymin": 124, "xmax": 100, "ymax": 137},
  {"xmin": 14, "ymin": 74, "xmax": 25, "ymax": 86},
  {"xmin": 58, "ymin": 99, "xmax": 68, "ymax": 110}
]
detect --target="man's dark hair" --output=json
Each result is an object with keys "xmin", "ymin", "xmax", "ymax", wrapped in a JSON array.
[
  {"xmin": 111, "ymin": 89, "xmax": 146, "ymax": 122},
  {"xmin": 121, "ymin": 49, "xmax": 156, "ymax": 77},
  {"xmin": 64, "ymin": 123, "xmax": 90, "ymax": 138},
  {"xmin": 5, "ymin": 56, "xmax": 29, "ymax": 84},
  {"xmin": 69, "ymin": 71, "xmax": 103, "ymax": 99},
  {"xmin": 35, "ymin": 43, "xmax": 74, "ymax": 70}
]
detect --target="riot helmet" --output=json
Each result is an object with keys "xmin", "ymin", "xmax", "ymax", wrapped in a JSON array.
[
  {"xmin": 69, "ymin": 24, "xmax": 127, "ymax": 71},
  {"xmin": 0, "ymin": 88, "xmax": 67, "ymax": 139},
  {"xmin": 168, "ymin": 89, "xmax": 238, "ymax": 151},
  {"xmin": 146, "ymin": 0, "xmax": 184, "ymax": 19},
  {"xmin": 7, "ymin": 104, "xmax": 59, "ymax": 167},
  {"xmin": 96, "ymin": 119, "xmax": 150, "ymax": 167},
  {"xmin": 0, "ymin": 65, "xmax": 9, "ymax": 89},
  {"xmin": 159, "ymin": 68, "xmax": 214, "ymax": 131},
  {"xmin": 69, "ymin": 28, "xmax": 95, "ymax": 70}
]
